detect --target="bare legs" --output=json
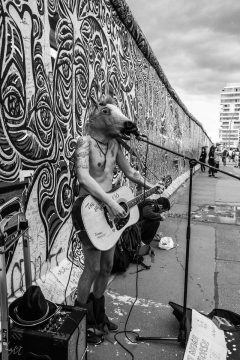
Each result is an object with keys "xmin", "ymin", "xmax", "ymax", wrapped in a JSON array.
[
  {"xmin": 77, "ymin": 245, "xmax": 115, "ymax": 303},
  {"xmin": 93, "ymin": 246, "xmax": 115, "ymax": 298},
  {"xmin": 77, "ymin": 247, "xmax": 100, "ymax": 303}
]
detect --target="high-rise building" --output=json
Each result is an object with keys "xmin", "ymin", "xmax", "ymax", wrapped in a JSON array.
[{"xmin": 219, "ymin": 83, "xmax": 240, "ymax": 149}]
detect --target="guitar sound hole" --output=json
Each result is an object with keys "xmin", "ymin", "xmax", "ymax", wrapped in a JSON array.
[{"xmin": 114, "ymin": 202, "xmax": 129, "ymax": 230}]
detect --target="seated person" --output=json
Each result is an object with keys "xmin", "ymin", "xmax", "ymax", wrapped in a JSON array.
[{"xmin": 138, "ymin": 196, "xmax": 170, "ymax": 245}]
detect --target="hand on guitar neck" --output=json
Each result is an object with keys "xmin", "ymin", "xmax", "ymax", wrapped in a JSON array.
[
  {"xmin": 154, "ymin": 181, "xmax": 166, "ymax": 195},
  {"xmin": 108, "ymin": 176, "xmax": 170, "ymax": 221},
  {"xmin": 147, "ymin": 175, "xmax": 172, "ymax": 196}
]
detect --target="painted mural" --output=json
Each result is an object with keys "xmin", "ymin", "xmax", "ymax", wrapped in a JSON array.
[{"xmin": 0, "ymin": 0, "xmax": 211, "ymax": 301}]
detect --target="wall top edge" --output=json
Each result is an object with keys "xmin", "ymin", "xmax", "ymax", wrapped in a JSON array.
[{"xmin": 110, "ymin": 0, "xmax": 211, "ymax": 142}]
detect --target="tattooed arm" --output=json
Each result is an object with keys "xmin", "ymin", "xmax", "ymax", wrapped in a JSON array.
[
  {"xmin": 116, "ymin": 146, "xmax": 153, "ymax": 189},
  {"xmin": 74, "ymin": 136, "xmax": 126, "ymax": 217}
]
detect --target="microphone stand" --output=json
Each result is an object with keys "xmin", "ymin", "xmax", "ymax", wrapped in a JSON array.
[{"xmin": 134, "ymin": 135, "xmax": 240, "ymax": 345}]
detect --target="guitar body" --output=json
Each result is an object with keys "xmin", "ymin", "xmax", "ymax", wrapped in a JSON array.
[{"xmin": 81, "ymin": 186, "xmax": 139, "ymax": 251}]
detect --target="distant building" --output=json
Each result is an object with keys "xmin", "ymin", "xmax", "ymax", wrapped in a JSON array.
[{"xmin": 219, "ymin": 83, "xmax": 240, "ymax": 149}]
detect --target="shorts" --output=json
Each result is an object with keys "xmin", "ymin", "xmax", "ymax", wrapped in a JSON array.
[{"xmin": 71, "ymin": 196, "xmax": 95, "ymax": 249}]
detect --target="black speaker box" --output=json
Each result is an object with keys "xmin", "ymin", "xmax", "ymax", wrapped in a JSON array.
[{"xmin": 9, "ymin": 305, "xmax": 87, "ymax": 360}]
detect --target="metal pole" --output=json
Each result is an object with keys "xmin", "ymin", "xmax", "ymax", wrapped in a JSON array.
[
  {"xmin": 21, "ymin": 218, "xmax": 32, "ymax": 289},
  {"xmin": 0, "ymin": 230, "xmax": 9, "ymax": 360},
  {"xmin": 179, "ymin": 159, "xmax": 196, "ymax": 345}
]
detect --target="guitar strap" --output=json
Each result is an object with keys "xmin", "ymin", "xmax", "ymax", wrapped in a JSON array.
[{"xmin": 72, "ymin": 196, "xmax": 88, "ymax": 232}]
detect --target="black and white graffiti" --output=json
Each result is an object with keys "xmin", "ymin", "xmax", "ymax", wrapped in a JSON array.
[{"xmin": 0, "ymin": 0, "xmax": 210, "ymax": 297}]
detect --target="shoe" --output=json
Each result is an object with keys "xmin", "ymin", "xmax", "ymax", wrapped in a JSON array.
[
  {"xmin": 153, "ymin": 233, "xmax": 162, "ymax": 241},
  {"xmin": 74, "ymin": 297, "xmax": 103, "ymax": 345},
  {"xmin": 92, "ymin": 294, "xmax": 119, "ymax": 334},
  {"xmin": 86, "ymin": 329, "xmax": 103, "ymax": 345},
  {"xmin": 104, "ymin": 314, "xmax": 119, "ymax": 332},
  {"xmin": 95, "ymin": 315, "xmax": 118, "ymax": 334},
  {"xmin": 208, "ymin": 174, "xmax": 212, "ymax": 177}
]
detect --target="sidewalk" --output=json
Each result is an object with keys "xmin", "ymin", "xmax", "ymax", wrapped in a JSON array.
[{"xmin": 88, "ymin": 163, "xmax": 240, "ymax": 360}]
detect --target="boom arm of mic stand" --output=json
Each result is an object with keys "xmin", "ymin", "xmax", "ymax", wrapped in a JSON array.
[{"xmin": 136, "ymin": 136, "xmax": 240, "ymax": 181}]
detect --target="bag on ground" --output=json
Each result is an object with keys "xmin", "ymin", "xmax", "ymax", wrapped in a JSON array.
[
  {"xmin": 111, "ymin": 239, "xmax": 130, "ymax": 274},
  {"xmin": 112, "ymin": 223, "xmax": 147, "ymax": 273}
]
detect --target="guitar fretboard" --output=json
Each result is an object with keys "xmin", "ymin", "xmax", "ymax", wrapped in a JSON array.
[{"xmin": 127, "ymin": 185, "xmax": 159, "ymax": 209}]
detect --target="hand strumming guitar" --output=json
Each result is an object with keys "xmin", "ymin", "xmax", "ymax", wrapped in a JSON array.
[{"xmin": 105, "ymin": 196, "xmax": 127, "ymax": 219}]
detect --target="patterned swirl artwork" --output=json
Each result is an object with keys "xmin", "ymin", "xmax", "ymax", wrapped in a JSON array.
[{"xmin": 0, "ymin": 0, "xmax": 211, "ymax": 301}]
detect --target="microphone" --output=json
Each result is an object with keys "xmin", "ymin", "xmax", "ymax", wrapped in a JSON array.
[
  {"xmin": 136, "ymin": 132, "xmax": 148, "ymax": 138},
  {"xmin": 121, "ymin": 124, "xmax": 148, "ymax": 139},
  {"xmin": 120, "ymin": 131, "xmax": 147, "ymax": 140},
  {"xmin": 129, "ymin": 127, "xmax": 141, "ymax": 137}
]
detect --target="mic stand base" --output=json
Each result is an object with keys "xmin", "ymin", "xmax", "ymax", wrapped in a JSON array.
[
  {"xmin": 136, "ymin": 335, "xmax": 183, "ymax": 343},
  {"xmin": 136, "ymin": 323, "xmax": 186, "ymax": 345}
]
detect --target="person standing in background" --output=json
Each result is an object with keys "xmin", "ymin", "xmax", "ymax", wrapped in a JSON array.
[
  {"xmin": 199, "ymin": 146, "xmax": 207, "ymax": 172},
  {"xmin": 222, "ymin": 148, "xmax": 228, "ymax": 166},
  {"xmin": 214, "ymin": 145, "xmax": 222, "ymax": 174},
  {"xmin": 234, "ymin": 148, "xmax": 239, "ymax": 168},
  {"xmin": 208, "ymin": 145, "xmax": 216, "ymax": 177}
]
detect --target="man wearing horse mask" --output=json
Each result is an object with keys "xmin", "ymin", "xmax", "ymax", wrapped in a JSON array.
[{"xmin": 72, "ymin": 95, "xmax": 163, "ymax": 344}]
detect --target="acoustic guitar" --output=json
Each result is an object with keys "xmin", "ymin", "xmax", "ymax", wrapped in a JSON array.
[{"xmin": 79, "ymin": 175, "xmax": 172, "ymax": 251}]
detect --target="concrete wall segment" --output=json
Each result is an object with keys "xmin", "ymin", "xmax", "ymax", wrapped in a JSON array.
[{"xmin": 0, "ymin": 0, "xmax": 211, "ymax": 302}]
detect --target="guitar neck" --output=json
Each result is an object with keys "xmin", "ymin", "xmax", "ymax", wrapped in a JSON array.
[{"xmin": 127, "ymin": 186, "xmax": 159, "ymax": 209}]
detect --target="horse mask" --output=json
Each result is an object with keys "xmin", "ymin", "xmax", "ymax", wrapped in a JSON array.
[{"xmin": 88, "ymin": 96, "xmax": 139, "ymax": 138}]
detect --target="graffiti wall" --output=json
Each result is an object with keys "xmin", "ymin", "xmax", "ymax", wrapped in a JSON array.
[{"xmin": 0, "ymin": 0, "xmax": 211, "ymax": 301}]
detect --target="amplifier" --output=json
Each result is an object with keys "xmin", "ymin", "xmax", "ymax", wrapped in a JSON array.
[{"xmin": 9, "ymin": 305, "xmax": 87, "ymax": 360}]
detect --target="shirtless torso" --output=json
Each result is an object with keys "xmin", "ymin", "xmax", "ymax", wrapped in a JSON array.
[{"xmin": 78, "ymin": 136, "xmax": 119, "ymax": 195}]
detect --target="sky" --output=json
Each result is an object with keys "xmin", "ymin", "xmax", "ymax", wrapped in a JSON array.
[{"xmin": 126, "ymin": 0, "xmax": 240, "ymax": 142}]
